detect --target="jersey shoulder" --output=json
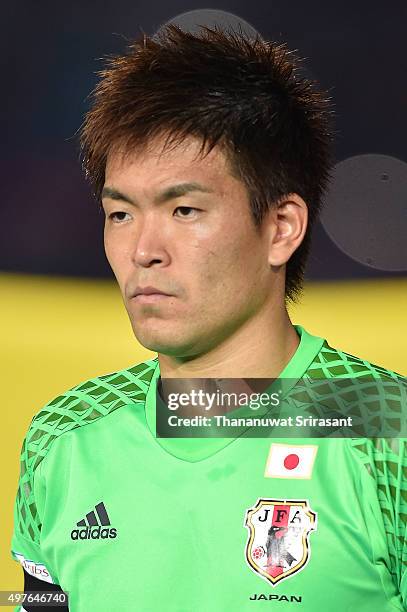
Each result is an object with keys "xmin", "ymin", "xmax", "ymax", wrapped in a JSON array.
[
  {"xmin": 305, "ymin": 338, "xmax": 406, "ymax": 433},
  {"xmin": 14, "ymin": 357, "xmax": 158, "ymax": 549},
  {"xmin": 309, "ymin": 337, "xmax": 405, "ymax": 382},
  {"xmin": 20, "ymin": 356, "xmax": 158, "ymax": 475}
]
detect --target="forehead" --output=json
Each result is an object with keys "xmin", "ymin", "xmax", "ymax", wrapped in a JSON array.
[{"xmin": 104, "ymin": 134, "xmax": 236, "ymax": 191}]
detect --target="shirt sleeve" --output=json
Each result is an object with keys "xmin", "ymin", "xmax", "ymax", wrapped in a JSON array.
[
  {"xmin": 381, "ymin": 438, "xmax": 407, "ymax": 603},
  {"xmin": 10, "ymin": 424, "xmax": 59, "ymax": 587},
  {"xmin": 351, "ymin": 435, "xmax": 407, "ymax": 608},
  {"xmin": 391, "ymin": 439, "xmax": 407, "ymax": 608}
]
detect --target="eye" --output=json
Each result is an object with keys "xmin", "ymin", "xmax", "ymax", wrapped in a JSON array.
[
  {"xmin": 173, "ymin": 206, "xmax": 200, "ymax": 218},
  {"xmin": 108, "ymin": 211, "xmax": 131, "ymax": 223}
]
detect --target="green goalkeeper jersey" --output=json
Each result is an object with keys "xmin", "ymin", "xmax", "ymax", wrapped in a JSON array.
[{"xmin": 11, "ymin": 325, "xmax": 407, "ymax": 611}]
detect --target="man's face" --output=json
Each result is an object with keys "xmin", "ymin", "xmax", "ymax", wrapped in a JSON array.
[{"xmin": 102, "ymin": 135, "xmax": 278, "ymax": 359}]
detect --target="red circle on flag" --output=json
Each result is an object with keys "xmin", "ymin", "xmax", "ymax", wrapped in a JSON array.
[{"xmin": 284, "ymin": 453, "xmax": 300, "ymax": 470}]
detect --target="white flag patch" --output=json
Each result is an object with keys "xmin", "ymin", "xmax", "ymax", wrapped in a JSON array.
[{"xmin": 264, "ymin": 443, "xmax": 318, "ymax": 479}]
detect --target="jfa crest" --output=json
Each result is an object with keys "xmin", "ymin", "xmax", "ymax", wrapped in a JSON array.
[{"xmin": 244, "ymin": 498, "xmax": 317, "ymax": 586}]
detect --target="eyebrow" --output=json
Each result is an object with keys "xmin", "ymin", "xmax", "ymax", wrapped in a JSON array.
[{"xmin": 101, "ymin": 182, "xmax": 214, "ymax": 206}]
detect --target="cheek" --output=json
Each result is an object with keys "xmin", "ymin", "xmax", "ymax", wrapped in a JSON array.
[
  {"xmin": 188, "ymin": 238, "xmax": 256, "ymax": 302},
  {"xmin": 103, "ymin": 229, "xmax": 114, "ymax": 263},
  {"xmin": 104, "ymin": 239, "xmax": 117, "ymax": 271},
  {"xmin": 104, "ymin": 237, "xmax": 130, "ymax": 283}
]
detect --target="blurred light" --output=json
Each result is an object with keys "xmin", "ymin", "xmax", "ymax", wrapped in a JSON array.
[{"xmin": 321, "ymin": 154, "xmax": 407, "ymax": 271}]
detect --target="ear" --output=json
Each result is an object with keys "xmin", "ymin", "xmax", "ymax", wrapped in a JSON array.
[{"xmin": 267, "ymin": 193, "xmax": 308, "ymax": 267}]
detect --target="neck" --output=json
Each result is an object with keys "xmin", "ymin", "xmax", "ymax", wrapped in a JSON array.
[{"xmin": 157, "ymin": 302, "xmax": 300, "ymax": 380}]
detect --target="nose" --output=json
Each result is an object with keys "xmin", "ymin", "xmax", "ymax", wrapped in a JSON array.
[{"xmin": 131, "ymin": 212, "xmax": 170, "ymax": 268}]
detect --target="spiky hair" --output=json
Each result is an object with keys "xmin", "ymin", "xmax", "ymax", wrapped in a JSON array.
[{"xmin": 79, "ymin": 24, "xmax": 334, "ymax": 302}]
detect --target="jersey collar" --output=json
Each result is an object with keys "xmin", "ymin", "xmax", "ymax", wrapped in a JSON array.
[{"xmin": 144, "ymin": 325, "xmax": 325, "ymax": 462}]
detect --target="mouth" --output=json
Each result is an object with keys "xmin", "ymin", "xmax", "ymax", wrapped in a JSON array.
[
  {"xmin": 132, "ymin": 293, "xmax": 172, "ymax": 304},
  {"xmin": 128, "ymin": 284, "xmax": 175, "ymax": 305}
]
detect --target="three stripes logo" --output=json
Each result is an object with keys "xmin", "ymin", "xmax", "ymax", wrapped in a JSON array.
[{"xmin": 71, "ymin": 501, "xmax": 117, "ymax": 541}]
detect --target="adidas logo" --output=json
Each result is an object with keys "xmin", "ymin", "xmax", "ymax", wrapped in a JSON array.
[{"xmin": 70, "ymin": 502, "xmax": 117, "ymax": 541}]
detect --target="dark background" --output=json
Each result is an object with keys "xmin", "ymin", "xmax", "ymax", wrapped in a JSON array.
[{"xmin": 2, "ymin": 1, "xmax": 406, "ymax": 281}]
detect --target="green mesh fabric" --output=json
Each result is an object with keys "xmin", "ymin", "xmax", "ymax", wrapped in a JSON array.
[
  {"xmin": 351, "ymin": 437, "xmax": 407, "ymax": 587},
  {"xmin": 305, "ymin": 341, "xmax": 407, "ymax": 586},
  {"xmin": 14, "ymin": 358, "xmax": 158, "ymax": 545},
  {"xmin": 307, "ymin": 341, "xmax": 405, "ymax": 382},
  {"xmin": 286, "ymin": 341, "xmax": 406, "ymax": 437}
]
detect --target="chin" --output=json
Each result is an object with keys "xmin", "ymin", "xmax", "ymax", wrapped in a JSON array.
[
  {"xmin": 132, "ymin": 326, "xmax": 198, "ymax": 357},
  {"xmin": 132, "ymin": 325, "xmax": 177, "ymax": 353}
]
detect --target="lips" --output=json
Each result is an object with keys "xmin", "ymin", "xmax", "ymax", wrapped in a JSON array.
[{"xmin": 133, "ymin": 286, "xmax": 171, "ymax": 297}]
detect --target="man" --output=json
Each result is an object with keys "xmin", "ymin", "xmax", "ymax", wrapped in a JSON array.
[{"xmin": 11, "ymin": 24, "xmax": 406, "ymax": 611}]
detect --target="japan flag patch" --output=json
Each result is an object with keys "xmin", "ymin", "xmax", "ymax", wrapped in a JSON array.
[{"xmin": 264, "ymin": 443, "xmax": 318, "ymax": 479}]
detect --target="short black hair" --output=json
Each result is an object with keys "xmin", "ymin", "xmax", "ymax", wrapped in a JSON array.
[{"xmin": 79, "ymin": 24, "xmax": 334, "ymax": 302}]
